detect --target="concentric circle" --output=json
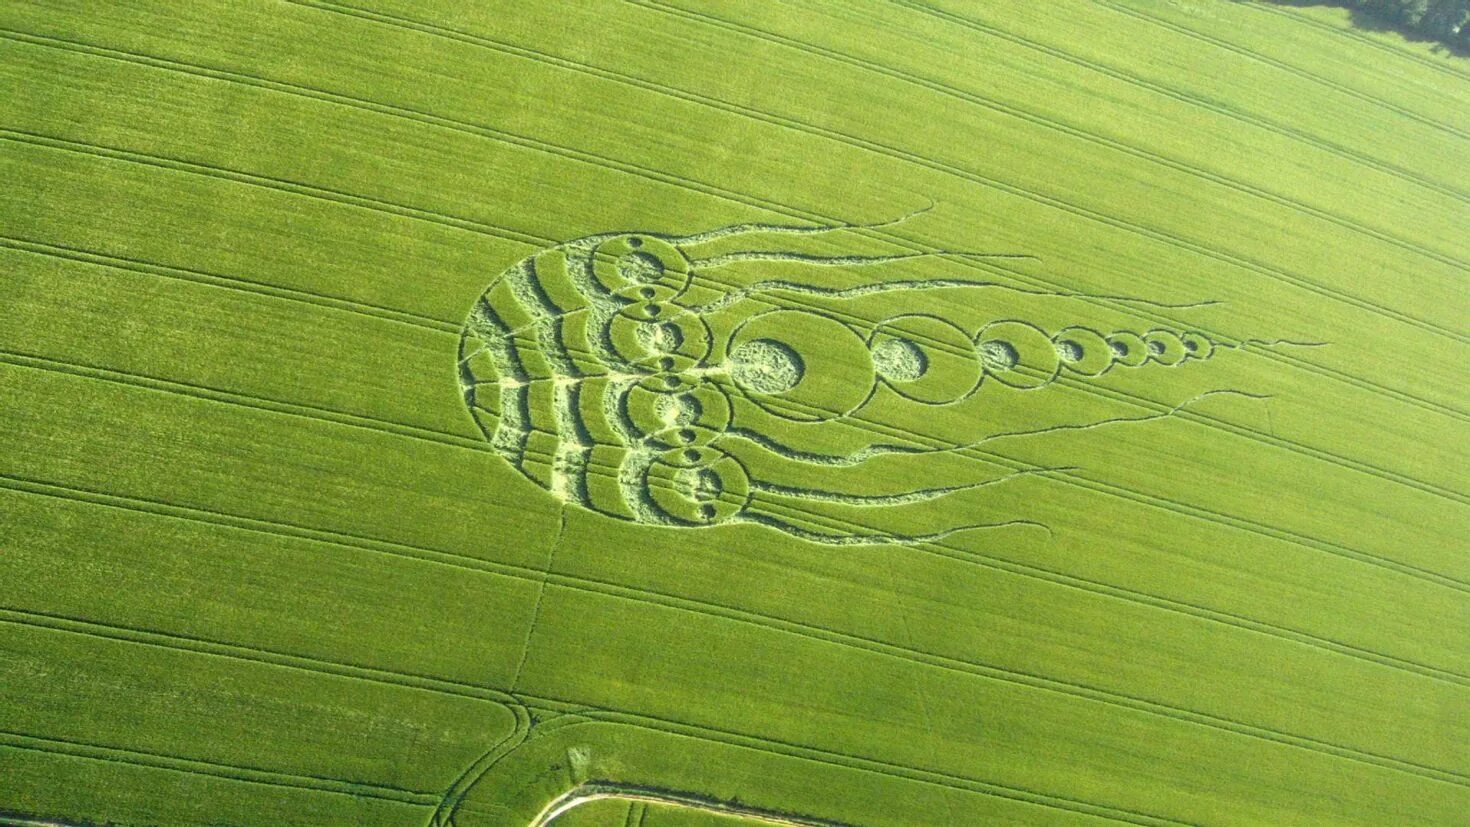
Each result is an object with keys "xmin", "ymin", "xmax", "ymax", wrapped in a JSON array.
[
  {"xmin": 624, "ymin": 382, "xmax": 732, "ymax": 445},
  {"xmin": 591, "ymin": 234, "xmax": 692, "ymax": 302},
  {"xmin": 608, "ymin": 302, "xmax": 711, "ymax": 372}
]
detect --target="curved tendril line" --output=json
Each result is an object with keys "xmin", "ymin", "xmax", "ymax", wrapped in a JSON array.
[
  {"xmin": 976, "ymin": 389, "xmax": 1273, "ymax": 447},
  {"xmin": 691, "ymin": 277, "xmax": 1017, "ymax": 313},
  {"xmin": 688, "ymin": 275, "xmax": 1223, "ymax": 315},
  {"xmin": 1108, "ymin": 296, "xmax": 1224, "ymax": 309},
  {"xmin": 673, "ymin": 202, "xmax": 936, "ymax": 246},
  {"xmin": 677, "ymin": 216, "xmax": 1220, "ymax": 311},
  {"xmin": 688, "ymin": 249, "xmax": 1038, "ymax": 270},
  {"xmin": 725, "ymin": 427, "xmax": 922, "ymax": 467},
  {"xmin": 1221, "ymin": 338, "xmax": 1331, "ymax": 349},
  {"xmin": 741, "ymin": 510, "xmax": 1052, "ymax": 546},
  {"xmin": 752, "ymin": 481, "xmax": 973, "ymax": 506},
  {"xmin": 731, "ymin": 390, "xmax": 1267, "ymax": 467},
  {"xmin": 750, "ymin": 466, "xmax": 1076, "ymax": 506}
]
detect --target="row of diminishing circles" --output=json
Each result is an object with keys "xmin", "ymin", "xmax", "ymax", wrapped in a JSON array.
[
  {"xmin": 716, "ymin": 310, "xmax": 1217, "ymax": 420},
  {"xmin": 972, "ymin": 323, "xmax": 1216, "ymax": 389},
  {"xmin": 514, "ymin": 238, "xmax": 1217, "ymax": 523}
]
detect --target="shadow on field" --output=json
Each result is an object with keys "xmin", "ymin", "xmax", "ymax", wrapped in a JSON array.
[{"xmin": 1244, "ymin": 0, "xmax": 1470, "ymax": 56}]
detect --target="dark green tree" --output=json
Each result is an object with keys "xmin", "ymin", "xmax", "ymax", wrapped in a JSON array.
[
  {"xmin": 1420, "ymin": 0, "xmax": 1470, "ymax": 40},
  {"xmin": 1265, "ymin": 0, "xmax": 1469, "ymax": 52}
]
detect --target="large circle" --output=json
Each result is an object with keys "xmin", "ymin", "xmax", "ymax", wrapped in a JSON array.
[
  {"xmin": 725, "ymin": 310, "xmax": 875, "ymax": 421},
  {"xmin": 975, "ymin": 320, "xmax": 1060, "ymax": 389},
  {"xmin": 728, "ymin": 339, "xmax": 803, "ymax": 394},
  {"xmin": 869, "ymin": 315, "xmax": 983, "ymax": 404}
]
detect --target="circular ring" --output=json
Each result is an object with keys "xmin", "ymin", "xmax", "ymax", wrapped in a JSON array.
[
  {"xmin": 975, "ymin": 320, "xmax": 1060, "ymax": 389},
  {"xmin": 656, "ymin": 444, "xmax": 719, "ymax": 468},
  {"xmin": 725, "ymin": 309, "xmax": 875, "ymax": 421},
  {"xmin": 645, "ymin": 447, "xmax": 751, "ymax": 525},
  {"xmin": 1180, "ymin": 331, "xmax": 1214, "ymax": 361},
  {"xmin": 1144, "ymin": 330, "xmax": 1188, "ymax": 366},
  {"xmin": 1052, "ymin": 327, "xmax": 1113, "ymax": 376},
  {"xmin": 608, "ymin": 303, "xmax": 712, "ymax": 372},
  {"xmin": 1106, "ymin": 331, "xmax": 1148, "ymax": 367},
  {"xmin": 636, "ymin": 370, "xmax": 701, "ymax": 394},
  {"xmin": 646, "ymin": 423, "xmax": 724, "ymax": 450},
  {"xmin": 591, "ymin": 234, "xmax": 692, "ymax": 301},
  {"xmin": 869, "ymin": 315, "xmax": 983, "ymax": 404},
  {"xmin": 624, "ymin": 382, "xmax": 732, "ymax": 442}
]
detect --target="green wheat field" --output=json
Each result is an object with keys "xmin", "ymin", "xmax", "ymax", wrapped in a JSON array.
[{"xmin": 3, "ymin": 1, "xmax": 1468, "ymax": 825}]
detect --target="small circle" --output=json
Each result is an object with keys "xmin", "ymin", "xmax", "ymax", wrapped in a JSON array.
[
  {"xmin": 1052, "ymin": 327, "xmax": 1113, "ymax": 376},
  {"xmin": 655, "ymin": 323, "xmax": 683, "ymax": 351},
  {"xmin": 658, "ymin": 394, "xmax": 689, "ymax": 425},
  {"xmin": 658, "ymin": 356, "xmax": 676, "ymax": 371},
  {"xmin": 628, "ymin": 236, "xmax": 643, "ymax": 248},
  {"xmin": 639, "ymin": 287, "xmax": 656, "ymax": 299},
  {"xmin": 872, "ymin": 337, "xmax": 928, "ymax": 382},
  {"xmin": 1143, "ymin": 330, "xmax": 1188, "ymax": 366},
  {"xmin": 667, "ymin": 393, "xmax": 702, "ymax": 425},
  {"xmin": 1180, "ymin": 331, "xmax": 1214, "ymax": 360},
  {"xmin": 728, "ymin": 338, "xmax": 804, "ymax": 394},
  {"xmin": 614, "ymin": 306, "xmax": 710, "ymax": 372},
  {"xmin": 628, "ymin": 382, "xmax": 732, "ymax": 446},
  {"xmin": 975, "ymin": 321, "xmax": 1060, "ymax": 389},
  {"xmin": 639, "ymin": 368, "xmax": 694, "ymax": 393},
  {"xmin": 698, "ymin": 504, "xmax": 717, "ymax": 521},
  {"xmin": 980, "ymin": 340, "xmax": 1019, "ymax": 371},
  {"xmin": 682, "ymin": 448, "xmax": 701, "ymax": 463},
  {"xmin": 1106, "ymin": 332, "xmax": 1149, "ymax": 367},
  {"xmin": 671, "ymin": 466, "xmax": 721, "ymax": 502}
]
